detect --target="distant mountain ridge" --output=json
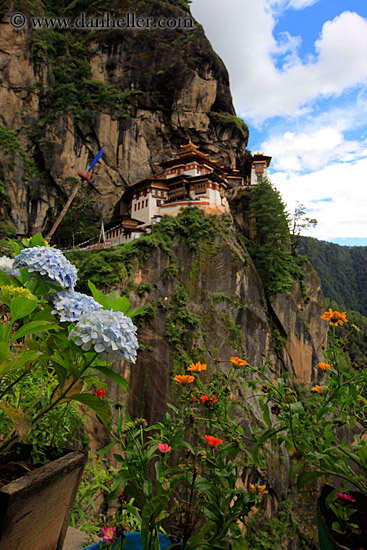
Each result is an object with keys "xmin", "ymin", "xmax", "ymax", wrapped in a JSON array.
[{"xmin": 298, "ymin": 236, "xmax": 367, "ymax": 314}]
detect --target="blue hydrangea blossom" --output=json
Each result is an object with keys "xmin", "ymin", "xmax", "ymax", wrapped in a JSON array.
[
  {"xmin": 50, "ymin": 291, "xmax": 102, "ymax": 322},
  {"xmin": 13, "ymin": 246, "xmax": 77, "ymax": 289},
  {"xmin": 69, "ymin": 309, "xmax": 138, "ymax": 363},
  {"xmin": 0, "ymin": 256, "xmax": 20, "ymax": 276}
]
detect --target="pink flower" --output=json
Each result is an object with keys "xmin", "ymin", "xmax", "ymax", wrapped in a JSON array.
[
  {"xmin": 336, "ymin": 492, "xmax": 356, "ymax": 502},
  {"xmin": 158, "ymin": 443, "xmax": 172, "ymax": 454},
  {"xmin": 100, "ymin": 525, "xmax": 116, "ymax": 543}
]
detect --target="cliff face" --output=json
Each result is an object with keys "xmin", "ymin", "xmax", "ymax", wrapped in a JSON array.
[{"xmin": 0, "ymin": 0, "xmax": 250, "ymax": 237}]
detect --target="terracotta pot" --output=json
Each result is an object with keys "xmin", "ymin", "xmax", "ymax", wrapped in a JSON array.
[
  {"xmin": 0, "ymin": 448, "xmax": 88, "ymax": 550},
  {"xmin": 318, "ymin": 484, "xmax": 367, "ymax": 550}
]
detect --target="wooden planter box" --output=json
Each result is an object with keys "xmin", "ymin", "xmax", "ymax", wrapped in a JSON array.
[{"xmin": 0, "ymin": 449, "xmax": 88, "ymax": 550}]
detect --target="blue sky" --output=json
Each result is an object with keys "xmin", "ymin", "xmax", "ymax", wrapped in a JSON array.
[{"xmin": 191, "ymin": 0, "xmax": 367, "ymax": 246}]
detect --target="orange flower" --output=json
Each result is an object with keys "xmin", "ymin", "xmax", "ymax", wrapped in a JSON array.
[
  {"xmin": 187, "ymin": 361, "xmax": 207, "ymax": 372},
  {"xmin": 174, "ymin": 374, "xmax": 195, "ymax": 384},
  {"xmin": 230, "ymin": 357, "xmax": 247, "ymax": 366},
  {"xmin": 205, "ymin": 435, "xmax": 223, "ymax": 447},
  {"xmin": 250, "ymin": 483, "xmax": 268, "ymax": 494},
  {"xmin": 311, "ymin": 385, "xmax": 323, "ymax": 394},
  {"xmin": 321, "ymin": 308, "xmax": 348, "ymax": 326},
  {"xmin": 318, "ymin": 362, "xmax": 331, "ymax": 371}
]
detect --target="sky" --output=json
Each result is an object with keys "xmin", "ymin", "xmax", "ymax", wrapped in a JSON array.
[{"xmin": 191, "ymin": 0, "xmax": 367, "ymax": 246}]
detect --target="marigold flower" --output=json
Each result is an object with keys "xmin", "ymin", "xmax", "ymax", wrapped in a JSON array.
[
  {"xmin": 100, "ymin": 525, "xmax": 116, "ymax": 543},
  {"xmin": 158, "ymin": 443, "xmax": 172, "ymax": 454},
  {"xmin": 174, "ymin": 375, "xmax": 195, "ymax": 384},
  {"xmin": 205, "ymin": 435, "xmax": 223, "ymax": 447},
  {"xmin": 230, "ymin": 357, "xmax": 247, "ymax": 366},
  {"xmin": 250, "ymin": 483, "xmax": 268, "ymax": 494},
  {"xmin": 321, "ymin": 308, "xmax": 348, "ymax": 326},
  {"xmin": 318, "ymin": 362, "xmax": 331, "ymax": 371},
  {"xmin": 311, "ymin": 385, "xmax": 323, "ymax": 394},
  {"xmin": 187, "ymin": 361, "xmax": 207, "ymax": 372},
  {"xmin": 336, "ymin": 492, "xmax": 356, "ymax": 502},
  {"xmin": 94, "ymin": 388, "xmax": 106, "ymax": 399}
]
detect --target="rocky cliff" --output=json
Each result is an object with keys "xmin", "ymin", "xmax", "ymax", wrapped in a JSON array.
[{"xmin": 0, "ymin": 0, "xmax": 250, "ymax": 238}]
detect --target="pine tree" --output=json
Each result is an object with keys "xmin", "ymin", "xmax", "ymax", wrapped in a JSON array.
[{"xmin": 246, "ymin": 177, "xmax": 299, "ymax": 295}]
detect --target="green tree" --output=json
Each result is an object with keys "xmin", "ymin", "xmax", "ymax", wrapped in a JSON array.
[
  {"xmin": 289, "ymin": 201, "xmax": 317, "ymax": 253},
  {"xmin": 246, "ymin": 178, "xmax": 299, "ymax": 295}
]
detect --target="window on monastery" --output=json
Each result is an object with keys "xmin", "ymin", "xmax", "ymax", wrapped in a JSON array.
[
  {"xmin": 134, "ymin": 204, "xmax": 137, "ymax": 211},
  {"xmin": 145, "ymin": 199, "xmax": 148, "ymax": 207},
  {"xmin": 157, "ymin": 200, "xmax": 161, "ymax": 207}
]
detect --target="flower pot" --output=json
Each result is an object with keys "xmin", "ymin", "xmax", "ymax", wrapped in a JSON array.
[
  {"xmin": 318, "ymin": 485, "xmax": 367, "ymax": 550},
  {"xmin": 0, "ymin": 448, "xmax": 88, "ymax": 550},
  {"xmin": 84, "ymin": 532, "xmax": 173, "ymax": 550}
]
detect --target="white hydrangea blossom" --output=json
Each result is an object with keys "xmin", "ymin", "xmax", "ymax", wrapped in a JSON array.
[
  {"xmin": 69, "ymin": 309, "xmax": 138, "ymax": 363},
  {"xmin": 0, "ymin": 256, "xmax": 20, "ymax": 276},
  {"xmin": 13, "ymin": 246, "xmax": 77, "ymax": 289},
  {"xmin": 50, "ymin": 291, "xmax": 102, "ymax": 322}
]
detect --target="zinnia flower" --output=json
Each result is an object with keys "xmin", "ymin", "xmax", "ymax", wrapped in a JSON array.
[
  {"xmin": 174, "ymin": 375, "xmax": 195, "ymax": 384},
  {"xmin": 321, "ymin": 308, "xmax": 348, "ymax": 326},
  {"xmin": 187, "ymin": 361, "xmax": 207, "ymax": 372},
  {"xmin": 318, "ymin": 362, "xmax": 331, "ymax": 371},
  {"xmin": 13, "ymin": 246, "xmax": 77, "ymax": 289},
  {"xmin": 94, "ymin": 388, "xmax": 106, "ymax": 399},
  {"xmin": 250, "ymin": 483, "xmax": 268, "ymax": 494},
  {"xmin": 200, "ymin": 395, "xmax": 218, "ymax": 406},
  {"xmin": 311, "ymin": 385, "xmax": 323, "ymax": 394},
  {"xmin": 0, "ymin": 256, "xmax": 20, "ymax": 277},
  {"xmin": 205, "ymin": 435, "xmax": 223, "ymax": 447},
  {"xmin": 336, "ymin": 492, "xmax": 356, "ymax": 502},
  {"xmin": 158, "ymin": 443, "xmax": 172, "ymax": 454},
  {"xmin": 100, "ymin": 525, "xmax": 116, "ymax": 543},
  {"xmin": 50, "ymin": 290, "xmax": 102, "ymax": 322},
  {"xmin": 69, "ymin": 309, "xmax": 138, "ymax": 362},
  {"xmin": 230, "ymin": 357, "xmax": 247, "ymax": 366}
]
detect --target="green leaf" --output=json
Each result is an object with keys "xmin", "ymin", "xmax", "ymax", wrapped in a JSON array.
[
  {"xmin": 10, "ymin": 320, "xmax": 60, "ymax": 341},
  {"xmin": 67, "ymin": 393, "xmax": 112, "ymax": 428},
  {"xmin": 297, "ymin": 470, "xmax": 324, "ymax": 490},
  {"xmin": 262, "ymin": 402, "xmax": 271, "ymax": 427},
  {"xmin": 94, "ymin": 365, "xmax": 128, "ymax": 392},
  {"xmin": 357, "ymin": 445, "xmax": 367, "ymax": 470},
  {"xmin": 0, "ymin": 323, "xmax": 12, "ymax": 342},
  {"xmin": 110, "ymin": 296, "xmax": 131, "ymax": 313},
  {"xmin": 0, "ymin": 404, "xmax": 31, "ymax": 441},
  {"xmin": 88, "ymin": 280, "xmax": 107, "ymax": 308},
  {"xmin": 10, "ymin": 296, "xmax": 37, "ymax": 322},
  {"xmin": 141, "ymin": 494, "xmax": 170, "ymax": 549},
  {"xmin": 0, "ymin": 342, "xmax": 11, "ymax": 362}
]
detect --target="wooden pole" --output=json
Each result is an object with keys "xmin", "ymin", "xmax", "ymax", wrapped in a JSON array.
[{"xmin": 46, "ymin": 173, "xmax": 90, "ymax": 241}]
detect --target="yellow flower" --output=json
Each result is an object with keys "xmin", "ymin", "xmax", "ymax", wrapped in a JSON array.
[
  {"xmin": 187, "ymin": 361, "xmax": 207, "ymax": 372},
  {"xmin": 230, "ymin": 357, "xmax": 247, "ymax": 366},
  {"xmin": 250, "ymin": 483, "xmax": 268, "ymax": 494},
  {"xmin": 173, "ymin": 375, "xmax": 195, "ymax": 384},
  {"xmin": 0, "ymin": 285, "xmax": 32, "ymax": 298},
  {"xmin": 318, "ymin": 362, "xmax": 331, "ymax": 371},
  {"xmin": 321, "ymin": 308, "xmax": 348, "ymax": 326}
]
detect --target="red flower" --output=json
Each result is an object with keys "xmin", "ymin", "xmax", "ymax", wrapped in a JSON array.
[
  {"xmin": 94, "ymin": 388, "xmax": 106, "ymax": 399},
  {"xmin": 205, "ymin": 435, "xmax": 223, "ymax": 447},
  {"xmin": 336, "ymin": 492, "xmax": 356, "ymax": 502},
  {"xmin": 200, "ymin": 395, "xmax": 218, "ymax": 407},
  {"xmin": 158, "ymin": 443, "xmax": 172, "ymax": 454}
]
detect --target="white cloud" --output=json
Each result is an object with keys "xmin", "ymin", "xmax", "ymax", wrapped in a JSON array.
[
  {"xmin": 263, "ymin": 127, "xmax": 367, "ymax": 172},
  {"xmin": 268, "ymin": 0, "xmax": 321, "ymax": 11},
  {"xmin": 271, "ymin": 158, "xmax": 367, "ymax": 239},
  {"xmin": 191, "ymin": 1, "xmax": 367, "ymax": 123}
]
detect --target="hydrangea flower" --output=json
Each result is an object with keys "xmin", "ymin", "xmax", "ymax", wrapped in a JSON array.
[
  {"xmin": 0, "ymin": 256, "xmax": 20, "ymax": 277},
  {"xmin": 69, "ymin": 309, "xmax": 138, "ymax": 363},
  {"xmin": 13, "ymin": 246, "xmax": 77, "ymax": 289},
  {"xmin": 50, "ymin": 291, "xmax": 102, "ymax": 322}
]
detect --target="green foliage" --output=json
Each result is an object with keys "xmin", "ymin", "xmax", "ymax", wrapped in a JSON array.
[
  {"xmin": 299, "ymin": 236, "xmax": 367, "ymax": 315},
  {"xmin": 51, "ymin": 179, "xmax": 100, "ymax": 248},
  {"xmin": 245, "ymin": 178, "xmax": 300, "ymax": 295},
  {"xmin": 31, "ymin": 29, "xmax": 141, "ymax": 125},
  {"xmin": 243, "ymin": 500, "xmax": 300, "ymax": 550},
  {"xmin": 209, "ymin": 112, "xmax": 249, "ymax": 140}
]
